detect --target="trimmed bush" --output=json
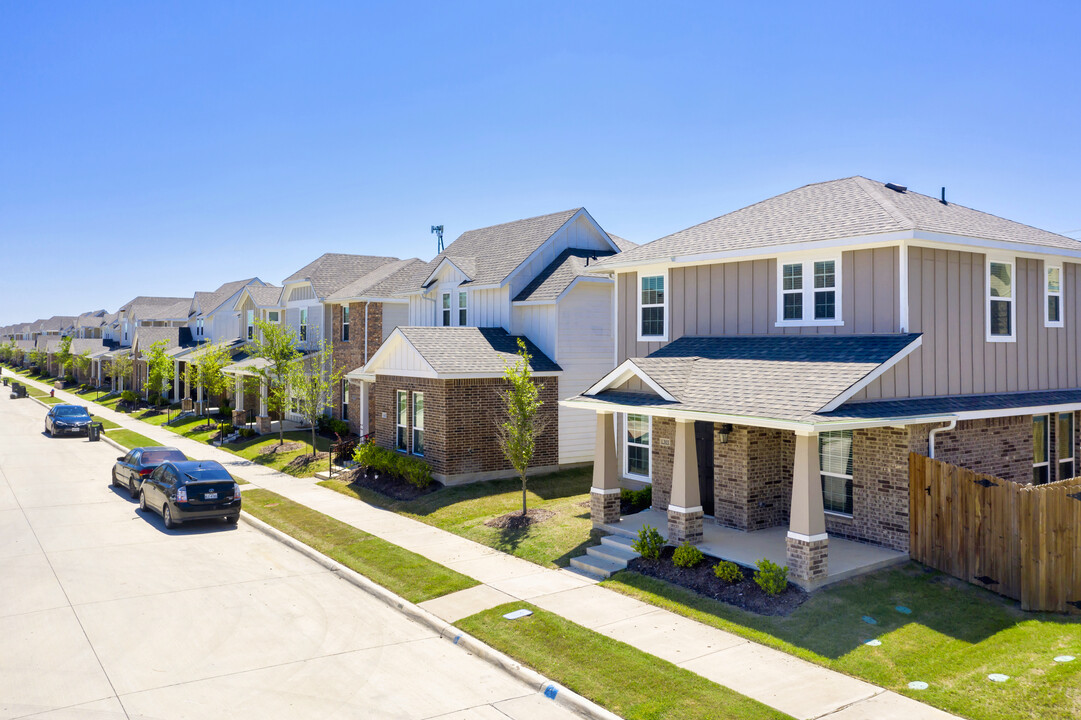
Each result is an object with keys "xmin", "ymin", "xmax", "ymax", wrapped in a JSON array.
[
  {"xmin": 120, "ymin": 390, "xmax": 138, "ymax": 404},
  {"xmin": 620, "ymin": 486, "xmax": 652, "ymax": 512},
  {"xmin": 713, "ymin": 560, "xmax": 742, "ymax": 583},
  {"xmin": 631, "ymin": 524, "xmax": 666, "ymax": 560},
  {"xmin": 352, "ymin": 441, "xmax": 433, "ymax": 488},
  {"xmin": 753, "ymin": 558, "xmax": 789, "ymax": 596},
  {"xmin": 672, "ymin": 542, "xmax": 704, "ymax": 568}
]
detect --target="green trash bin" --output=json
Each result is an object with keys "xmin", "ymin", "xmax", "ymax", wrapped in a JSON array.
[{"xmin": 88, "ymin": 423, "xmax": 103, "ymax": 442}]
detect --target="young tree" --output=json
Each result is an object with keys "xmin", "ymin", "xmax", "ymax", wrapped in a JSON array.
[
  {"xmin": 145, "ymin": 339, "xmax": 173, "ymax": 407},
  {"xmin": 0, "ymin": 340, "xmax": 12, "ymax": 363},
  {"xmin": 73, "ymin": 350, "xmax": 92, "ymax": 385},
  {"xmin": 29, "ymin": 347, "xmax": 45, "ymax": 374},
  {"xmin": 293, "ymin": 339, "xmax": 344, "ymax": 457},
  {"xmin": 55, "ymin": 336, "xmax": 74, "ymax": 379},
  {"xmin": 496, "ymin": 339, "xmax": 547, "ymax": 516},
  {"xmin": 247, "ymin": 318, "xmax": 301, "ymax": 445},
  {"xmin": 106, "ymin": 353, "xmax": 134, "ymax": 393},
  {"xmin": 190, "ymin": 342, "xmax": 233, "ymax": 418}
]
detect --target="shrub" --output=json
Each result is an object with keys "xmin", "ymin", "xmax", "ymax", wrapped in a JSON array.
[
  {"xmin": 713, "ymin": 560, "xmax": 743, "ymax": 583},
  {"xmin": 632, "ymin": 524, "xmax": 666, "ymax": 560},
  {"xmin": 672, "ymin": 542, "xmax": 704, "ymax": 568},
  {"xmin": 351, "ymin": 441, "xmax": 433, "ymax": 488},
  {"xmin": 121, "ymin": 390, "xmax": 138, "ymax": 404},
  {"xmin": 753, "ymin": 558, "xmax": 789, "ymax": 596},
  {"xmin": 620, "ymin": 486, "xmax": 652, "ymax": 511}
]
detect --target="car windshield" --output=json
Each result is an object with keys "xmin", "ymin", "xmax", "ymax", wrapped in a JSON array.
[
  {"xmin": 141, "ymin": 450, "xmax": 186, "ymax": 464},
  {"xmin": 183, "ymin": 466, "xmax": 231, "ymax": 482},
  {"xmin": 54, "ymin": 406, "xmax": 90, "ymax": 418}
]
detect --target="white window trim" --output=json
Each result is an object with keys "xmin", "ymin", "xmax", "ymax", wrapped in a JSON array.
[
  {"xmin": 623, "ymin": 413, "xmax": 652, "ymax": 482},
  {"xmin": 300, "ymin": 308, "xmax": 308, "ymax": 342},
  {"xmin": 1045, "ymin": 263, "xmax": 1064, "ymax": 329},
  {"xmin": 412, "ymin": 391, "xmax": 424, "ymax": 457},
  {"xmin": 1033, "ymin": 414, "xmax": 1050, "ymax": 484},
  {"xmin": 636, "ymin": 271, "xmax": 669, "ymax": 342},
  {"xmin": 1057, "ymin": 412, "xmax": 1074, "ymax": 481},
  {"xmin": 457, "ymin": 291, "xmax": 468, "ymax": 327},
  {"xmin": 341, "ymin": 379, "xmax": 349, "ymax": 421},
  {"xmin": 440, "ymin": 292, "xmax": 451, "ymax": 327},
  {"xmin": 774, "ymin": 254, "xmax": 844, "ymax": 327},
  {"xmin": 396, "ymin": 390, "xmax": 408, "ymax": 453},
  {"xmin": 267, "ymin": 311, "xmax": 279, "ymax": 323},
  {"xmin": 820, "ymin": 430, "xmax": 853, "ymax": 517},
  {"xmin": 986, "ymin": 256, "xmax": 1016, "ymax": 342},
  {"xmin": 342, "ymin": 305, "xmax": 351, "ymax": 341}
]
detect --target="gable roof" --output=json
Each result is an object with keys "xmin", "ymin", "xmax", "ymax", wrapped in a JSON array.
[
  {"xmin": 284, "ymin": 254, "xmax": 402, "ymax": 298},
  {"xmin": 118, "ymin": 296, "xmax": 190, "ymax": 321},
  {"xmin": 513, "ymin": 248, "xmax": 617, "ymax": 303},
  {"xmin": 139, "ymin": 298, "xmax": 192, "ymax": 323},
  {"xmin": 607, "ymin": 234, "xmax": 638, "ymax": 252},
  {"xmin": 360, "ymin": 259, "xmax": 433, "ymax": 299},
  {"xmin": 241, "ymin": 285, "xmax": 284, "ymax": 308},
  {"xmin": 39, "ymin": 316, "xmax": 77, "ymax": 332},
  {"xmin": 362, "ymin": 327, "xmax": 561, "ymax": 377},
  {"xmin": 74, "ymin": 310, "xmax": 107, "ymax": 329},
  {"xmin": 132, "ymin": 326, "xmax": 195, "ymax": 353},
  {"xmin": 326, "ymin": 258, "xmax": 425, "ymax": 302},
  {"xmin": 602, "ymin": 176, "xmax": 1081, "ymax": 268},
  {"xmin": 194, "ymin": 277, "xmax": 263, "ymax": 316}
]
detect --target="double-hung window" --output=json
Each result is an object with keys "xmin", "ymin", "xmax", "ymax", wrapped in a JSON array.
[
  {"xmin": 987, "ymin": 259, "xmax": 1015, "ymax": 341},
  {"xmin": 820, "ymin": 430, "xmax": 853, "ymax": 515},
  {"xmin": 412, "ymin": 392, "xmax": 424, "ymax": 456},
  {"xmin": 246, "ymin": 310, "xmax": 254, "ymax": 340},
  {"xmin": 299, "ymin": 308, "xmax": 308, "ymax": 341},
  {"xmin": 638, "ymin": 274, "xmax": 666, "ymax": 340},
  {"xmin": 1046, "ymin": 265, "xmax": 1063, "ymax": 328},
  {"xmin": 441, "ymin": 293, "xmax": 451, "ymax": 326},
  {"xmin": 458, "ymin": 291, "xmax": 468, "ymax": 326},
  {"xmin": 396, "ymin": 390, "xmax": 408, "ymax": 452},
  {"xmin": 1033, "ymin": 414, "xmax": 1050, "ymax": 484},
  {"xmin": 342, "ymin": 305, "xmax": 350, "ymax": 342},
  {"xmin": 1058, "ymin": 412, "xmax": 1075, "ymax": 481},
  {"xmin": 341, "ymin": 379, "xmax": 349, "ymax": 421},
  {"xmin": 776, "ymin": 257, "xmax": 840, "ymax": 325},
  {"xmin": 624, "ymin": 414, "xmax": 651, "ymax": 480}
]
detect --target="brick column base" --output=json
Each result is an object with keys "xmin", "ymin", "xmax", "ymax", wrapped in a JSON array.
[
  {"xmin": 668, "ymin": 506, "xmax": 704, "ymax": 544},
  {"xmin": 181, "ymin": 398, "xmax": 193, "ymax": 413},
  {"xmin": 231, "ymin": 410, "xmax": 245, "ymax": 427},
  {"xmin": 786, "ymin": 534, "xmax": 829, "ymax": 584},
  {"xmin": 255, "ymin": 415, "xmax": 272, "ymax": 434},
  {"xmin": 590, "ymin": 489, "xmax": 621, "ymax": 526}
]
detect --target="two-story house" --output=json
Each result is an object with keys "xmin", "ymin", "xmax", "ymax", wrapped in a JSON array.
[
  {"xmin": 566, "ymin": 177, "xmax": 1081, "ymax": 587},
  {"xmin": 348, "ymin": 208, "xmax": 630, "ymax": 485}
]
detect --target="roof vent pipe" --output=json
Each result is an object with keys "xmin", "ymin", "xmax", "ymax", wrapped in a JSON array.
[
  {"xmin": 928, "ymin": 419, "xmax": 957, "ymax": 459},
  {"xmin": 941, "ymin": 187, "xmax": 948, "ymax": 206}
]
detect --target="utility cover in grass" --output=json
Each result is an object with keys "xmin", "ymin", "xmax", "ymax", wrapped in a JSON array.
[
  {"xmin": 1053, "ymin": 655, "xmax": 1075, "ymax": 663},
  {"xmin": 908, "ymin": 681, "xmax": 929, "ymax": 690},
  {"xmin": 864, "ymin": 639, "xmax": 882, "ymax": 647},
  {"xmin": 503, "ymin": 609, "xmax": 533, "ymax": 620},
  {"xmin": 987, "ymin": 673, "xmax": 1010, "ymax": 682},
  {"xmin": 484, "ymin": 509, "xmax": 555, "ymax": 530}
]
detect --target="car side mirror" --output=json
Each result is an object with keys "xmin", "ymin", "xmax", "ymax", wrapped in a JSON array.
[{"xmin": 117, "ymin": 457, "xmax": 125, "ymax": 462}]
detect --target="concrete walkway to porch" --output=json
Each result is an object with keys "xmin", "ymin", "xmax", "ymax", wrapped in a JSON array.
[
  {"xmin": 608, "ymin": 509, "xmax": 908, "ymax": 588},
  {"xmin": 19, "ymin": 374, "xmax": 957, "ymax": 720}
]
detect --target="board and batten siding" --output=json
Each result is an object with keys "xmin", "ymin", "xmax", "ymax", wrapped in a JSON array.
[
  {"xmin": 554, "ymin": 282, "xmax": 618, "ymax": 464},
  {"xmin": 856, "ymin": 249, "xmax": 1081, "ymax": 400},
  {"xmin": 616, "ymin": 247, "xmax": 900, "ymax": 363},
  {"xmin": 511, "ymin": 304, "xmax": 557, "ymax": 360},
  {"xmin": 505, "ymin": 213, "xmax": 614, "ymax": 299},
  {"xmin": 381, "ymin": 303, "xmax": 408, "ymax": 341}
]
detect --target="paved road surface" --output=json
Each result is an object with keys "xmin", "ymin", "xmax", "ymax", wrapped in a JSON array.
[{"xmin": 0, "ymin": 393, "xmax": 578, "ymax": 720}]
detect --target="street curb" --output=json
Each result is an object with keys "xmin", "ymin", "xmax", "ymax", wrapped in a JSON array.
[{"xmin": 240, "ymin": 511, "xmax": 623, "ymax": 720}]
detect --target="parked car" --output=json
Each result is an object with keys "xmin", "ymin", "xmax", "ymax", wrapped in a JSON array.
[
  {"xmin": 44, "ymin": 404, "xmax": 93, "ymax": 437},
  {"xmin": 139, "ymin": 460, "xmax": 242, "ymax": 529},
  {"xmin": 111, "ymin": 447, "xmax": 188, "ymax": 500}
]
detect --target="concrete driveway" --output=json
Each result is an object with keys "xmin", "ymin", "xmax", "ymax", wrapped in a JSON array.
[{"xmin": 0, "ymin": 394, "xmax": 578, "ymax": 720}]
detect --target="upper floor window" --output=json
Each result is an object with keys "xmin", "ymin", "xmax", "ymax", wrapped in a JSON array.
[
  {"xmin": 342, "ymin": 305, "xmax": 351, "ymax": 342},
  {"xmin": 638, "ymin": 274, "xmax": 666, "ymax": 340},
  {"xmin": 987, "ymin": 259, "xmax": 1015, "ymax": 341},
  {"xmin": 776, "ymin": 256, "xmax": 841, "ymax": 326},
  {"xmin": 300, "ymin": 308, "xmax": 308, "ymax": 341},
  {"xmin": 1045, "ymin": 265, "xmax": 1063, "ymax": 328},
  {"xmin": 246, "ymin": 310, "xmax": 254, "ymax": 340},
  {"xmin": 267, "ymin": 311, "xmax": 279, "ymax": 323},
  {"xmin": 441, "ymin": 293, "xmax": 451, "ymax": 326},
  {"xmin": 458, "ymin": 291, "xmax": 468, "ymax": 326}
]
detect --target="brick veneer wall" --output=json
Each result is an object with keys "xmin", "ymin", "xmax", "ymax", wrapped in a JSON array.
[
  {"xmin": 713, "ymin": 425, "xmax": 793, "ymax": 531},
  {"xmin": 910, "ymin": 416, "xmax": 1032, "ymax": 485},
  {"xmin": 371, "ymin": 374, "xmax": 558, "ymax": 481},
  {"xmin": 650, "ymin": 417, "xmax": 675, "ymax": 510},
  {"xmin": 331, "ymin": 302, "xmax": 384, "ymax": 425}
]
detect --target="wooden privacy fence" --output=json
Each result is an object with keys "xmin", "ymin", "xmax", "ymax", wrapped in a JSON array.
[{"xmin": 909, "ymin": 453, "xmax": 1081, "ymax": 613}]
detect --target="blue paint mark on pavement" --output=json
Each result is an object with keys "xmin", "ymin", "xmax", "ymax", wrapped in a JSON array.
[{"xmin": 544, "ymin": 684, "xmax": 559, "ymax": 699}]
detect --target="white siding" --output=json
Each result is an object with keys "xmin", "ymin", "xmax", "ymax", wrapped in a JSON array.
[
  {"xmin": 373, "ymin": 337, "xmax": 434, "ymax": 375},
  {"xmin": 408, "ymin": 293, "xmax": 432, "ymax": 325},
  {"xmin": 506, "ymin": 214, "xmax": 613, "ymax": 299},
  {"xmin": 471, "ymin": 287, "xmax": 509, "ymax": 329},
  {"xmin": 382, "ymin": 303, "xmax": 408, "ymax": 341},
  {"xmin": 511, "ymin": 304, "xmax": 557, "ymax": 360},
  {"xmin": 555, "ymin": 281, "xmax": 617, "ymax": 464}
]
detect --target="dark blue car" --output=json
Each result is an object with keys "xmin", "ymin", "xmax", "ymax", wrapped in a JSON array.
[
  {"xmin": 139, "ymin": 460, "xmax": 242, "ymax": 529},
  {"xmin": 44, "ymin": 404, "xmax": 93, "ymax": 437}
]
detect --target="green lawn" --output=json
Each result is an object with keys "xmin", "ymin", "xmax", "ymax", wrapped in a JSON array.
[
  {"xmin": 226, "ymin": 431, "xmax": 332, "ymax": 478},
  {"xmin": 90, "ymin": 415, "xmax": 120, "ymax": 430},
  {"xmin": 40, "ymin": 396, "xmax": 63, "ymax": 405},
  {"xmin": 242, "ymin": 489, "xmax": 477, "ymax": 603},
  {"xmin": 603, "ymin": 564, "xmax": 1081, "ymax": 720},
  {"xmin": 458, "ymin": 603, "xmax": 791, "ymax": 720},
  {"xmin": 105, "ymin": 428, "xmax": 163, "ymax": 450},
  {"xmin": 319, "ymin": 466, "xmax": 602, "ymax": 568}
]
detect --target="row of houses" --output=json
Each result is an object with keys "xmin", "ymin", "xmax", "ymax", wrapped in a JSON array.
[{"xmin": 6, "ymin": 176, "xmax": 1080, "ymax": 586}]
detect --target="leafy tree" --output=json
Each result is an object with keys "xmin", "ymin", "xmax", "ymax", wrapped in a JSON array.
[
  {"xmin": 246, "ymin": 318, "xmax": 301, "ymax": 445},
  {"xmin": 106, "ymin": 353, "xmax": 134, "ymax": 393},
  {"xmin": 145, "ymin": 339, "xmax": 173, "ymax": 407},
  {"xmin": 496, "ymin": 338, "xmax": 547, "ymax": 516},
  {"xmin": 29, "ymin": 347, "xmax": 45, "ymax": 374},
  {"xmin": 189, "ymin": 342, "xmax": 233, "ymax": 418},
  {"xmin": 0, "ymin": 340, "xmax": 12, "ymax": 363},
  {"xmin": 55, "ymin": 336, "xmax": 73, "ymax": 378},
  {"xmin": 73, "ymin": 350, "xmax": 92, "ymax": 384},
  {"xmin": 292, "ymin": 339, "xmax": 344, "ymax": 457}
]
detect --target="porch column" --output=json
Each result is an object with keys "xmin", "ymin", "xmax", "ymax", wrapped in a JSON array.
[
  {"xmin": 786, "ymin": 430, "xmax": 829, "ymax": 585},
  {"xmin": 359, "ymin": 380, "xmax": 369, "ymax": 435},
  {"xmin": 173, "ymin": 361, "xmax": 180, "ymax": 402},
  {"xmin": 668, "ymin": 418, "xmax": 703, "ymax": 544},
  {"xmin": 590, "ymin": 411, "xmax": 621, "ymax": 527},
  {"xmin": 234, "ymin": 375, "xmax": 244, "ymax": 411},
  {"xmin": 259, "ymin": 379, "xmax": 268, "ymax": 416}
]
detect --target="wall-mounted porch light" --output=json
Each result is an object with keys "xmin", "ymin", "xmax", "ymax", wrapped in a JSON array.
[{"xmin": 718, "ymin": 423, "xmax": 734, "ymax": 444}]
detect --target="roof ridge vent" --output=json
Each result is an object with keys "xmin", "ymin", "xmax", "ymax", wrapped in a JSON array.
[{"xmin": 884, "ymin": 182, "xmax": 907, "ymax": 193}]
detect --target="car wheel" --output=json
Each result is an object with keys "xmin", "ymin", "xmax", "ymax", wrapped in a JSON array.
[
  {"xmin": 110, "ymin": 470, "xmax": 118, "ymax": 488},
  {"xmin": 225, "ymin": 514, "xmax": 239, "ymax": 524},
  {"xmin": 128, "ymin": 479, "xmax": 139, "ymax": 500},
  {"xmin": 163, "ymin": 504, "xmax": 177, "ymax": 530},
  {"xmin": 44, "ymin": 425, "xmax": 52, "ymax": 437},
  {"xmin": 138, "ymin": 490, "xmax": 148, "ymax": 512}
]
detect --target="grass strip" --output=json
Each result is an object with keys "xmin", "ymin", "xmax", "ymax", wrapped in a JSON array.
[
  {"xmin": 457, "ymin": 602, "xmax": 791, "ymax": 720},
  {"xmin": 106, "ymin": 429, "xmax": 163, "ymax": 450},
  {"xmin": 242, "ymin": 488, "xmax": 477, "ymax": 603},
  {"xmin": 90, "ymin": 415, "xmax": 120, "ymax": 429}
]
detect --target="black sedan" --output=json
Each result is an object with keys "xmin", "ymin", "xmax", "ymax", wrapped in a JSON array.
[
  {"xmin": 111, "ymin": 447, "xmax": 187, "ymax": 499},
  {"xmin": 44, "ymin": 404, "xmax": 93, "ymax": 437},
  {"xmin": 139, "ymin": 460, "xmax": 242, "ymax": 529}
]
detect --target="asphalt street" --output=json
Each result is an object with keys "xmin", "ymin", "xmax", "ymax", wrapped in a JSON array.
[{"xmin": 0, "ymin": 391, "xmax": 579, "ymax": 720}]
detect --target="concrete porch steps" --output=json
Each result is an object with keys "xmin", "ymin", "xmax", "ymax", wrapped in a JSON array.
[{"xmin": 569, "ymin": 534, "xmax": 641, "ymax": 579}]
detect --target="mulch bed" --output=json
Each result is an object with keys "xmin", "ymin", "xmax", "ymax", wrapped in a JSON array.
[
  {"xmin": 344, "ymin": 468, "xmax": 442, "ymax": 501},
  {"xmin": 259, "ymin": 441, "xmax": 304, "ymax": 454},
  {"xmin": 484, "ymin": 509, "xmax": 556, "ymax": 530},
  {"xmin": 285, "ymin": 452, "xmax": 330, "ymax": 472},
  {"xmin": 628, "ymin": 546, "xmax": 807, "ymax": 616}
]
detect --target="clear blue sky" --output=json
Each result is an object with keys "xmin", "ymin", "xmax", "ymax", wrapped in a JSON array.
[{"xmin": 2, "ymin": 1, "xmax": 1079, "ymax": 325}]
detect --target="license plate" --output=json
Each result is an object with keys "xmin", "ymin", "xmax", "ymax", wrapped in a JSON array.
[{"xmin": 204, "ymin": 492, "xmax": 218, "ymax": 500}]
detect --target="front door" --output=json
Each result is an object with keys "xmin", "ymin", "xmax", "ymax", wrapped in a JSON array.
[{"xmin": 695, "ymin": 421, "xmax": 715, "ymax": 516}]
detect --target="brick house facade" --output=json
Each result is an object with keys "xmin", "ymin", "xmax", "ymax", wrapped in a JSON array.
[{"xmin": 330, "ymin": 302, "xmax": 383, "ymax": 425}]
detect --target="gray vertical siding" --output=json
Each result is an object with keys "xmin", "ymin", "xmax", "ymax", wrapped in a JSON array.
[{"xmin": 617, "ymin": 247, "xmax": 900, "ymax": 362}]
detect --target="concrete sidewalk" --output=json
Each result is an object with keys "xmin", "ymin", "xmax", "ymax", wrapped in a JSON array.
[{"xmin": 21, "ymin": 376, "xmax": 957, "ymax": 720}]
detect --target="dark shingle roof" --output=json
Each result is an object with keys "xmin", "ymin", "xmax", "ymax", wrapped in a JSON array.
[
  {"xmin": 395, "ymin": 327, "xmax": 561, "ymax": 375},
  {"xmin": 284, "ymin": 254, "xmax": 402, "ymax": 298},
  {"xmin": 326, "ymin": 258, "xmax": 425, "ymax": 301},
  {"xmin": 602, "ymin": 177, "xmax": 1081, "ymax": 267},
  {"xmin": 118, "ymin": 296, "xmax": 190, "ymax": 322},
  {"xmin": 133, "ymin": 327, "xmax": 195, "ymax": 353},
  {"xmin": 70, "ymin": 339, "xmax": 110, "ymax": 357},
  {"xmin": 513, "ymin": 249, "xmax": 617, "ymax": 302},
  {"xmin": 822, "ymin": 389, "xmax": 1081, "ymax": 421},
  {"xmin": 582, "ymin": 334, "xmax": 921, "ymax": 422}
]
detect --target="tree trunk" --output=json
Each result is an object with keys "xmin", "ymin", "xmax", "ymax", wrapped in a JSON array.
[
  {"xmin": 311, "ymin": 424, "xmax": 317, "ymax": 458},
  {"xmin": 522, "ymin": 474, "xmax": 527, "ymax": 516}
]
